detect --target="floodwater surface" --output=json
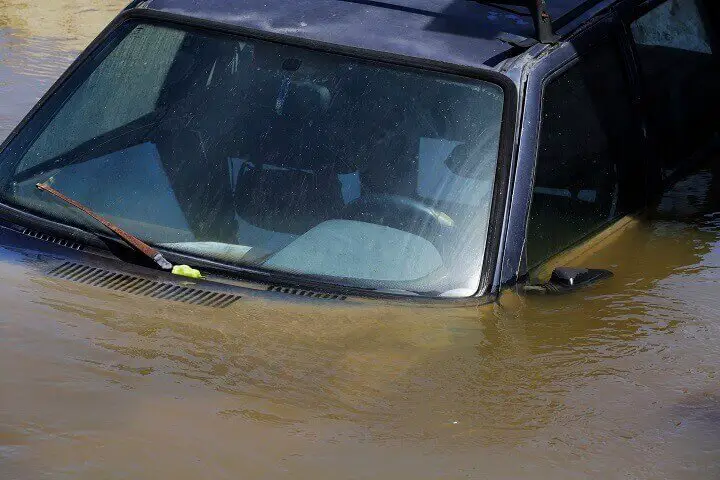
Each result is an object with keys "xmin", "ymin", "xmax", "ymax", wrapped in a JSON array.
[{"xmin": 1, "ymin": 2, "xmax": 719, "ymax": 479}]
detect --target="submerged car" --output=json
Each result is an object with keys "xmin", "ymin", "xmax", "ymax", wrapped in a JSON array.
[{"xmin": 0, "ymin": 0, "xmax": 717, "ymax": 305}]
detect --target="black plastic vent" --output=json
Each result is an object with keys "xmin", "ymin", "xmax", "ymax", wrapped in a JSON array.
[
  {"xmin": 48, "ymin": 262, "xmax": 240, "ymax": 308},
  {"xmin": 22, "ymin": 228, "xmax": 84, "ymax": 250},
  {"xmin": 267, "ymin": 285, "xmax": 347, "ymax": 301}
]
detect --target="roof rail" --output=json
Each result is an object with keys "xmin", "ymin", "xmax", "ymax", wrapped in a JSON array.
[
  {"xmin": 337, "ymin": 1, "xmax": 616, "ymax": 45},
  {"xmin": 469, "ymin": 1, "xmax": 555, "ymax": 43},
  {"xmin": 553, "ymin": 0, "xmax": 609, "ymax": 31},
  {"xmin": 528, "ymin": 0, "xmax": 555, "ymax": 43}
]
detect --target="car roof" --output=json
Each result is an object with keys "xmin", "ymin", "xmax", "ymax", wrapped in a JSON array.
[{"xmin": 131, "ymin": 0, "xmax": 621, "ymax": 70}]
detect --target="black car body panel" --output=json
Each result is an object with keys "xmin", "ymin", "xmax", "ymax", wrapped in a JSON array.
[
  {"xmin": 0, "ymin": 0, "xmax": 717, "ymax": 304},
  {"xmin": 129, "ymin": 0, "xmax": 618, "ymax": 69}
]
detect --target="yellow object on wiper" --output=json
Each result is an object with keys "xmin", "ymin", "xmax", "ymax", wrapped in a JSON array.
[{"xmin": 172, "ymin": 265, "xmax": 204, "ymax": 279}]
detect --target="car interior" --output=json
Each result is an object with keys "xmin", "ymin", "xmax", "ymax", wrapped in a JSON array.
[{"xmin": 6, "ymin": 24, "xmax": 503, "ymax": 289}]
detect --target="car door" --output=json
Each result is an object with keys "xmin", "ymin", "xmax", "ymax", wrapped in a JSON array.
[
  {"xmin": 622, "ymin": 0, "xmax": 720, "ymax": 180},
  {"xmin": 517, "ymin": 10, "xmax": 647, "ymax": 283}
]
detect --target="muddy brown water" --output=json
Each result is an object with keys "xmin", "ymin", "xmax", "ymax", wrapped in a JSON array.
[{"xmin": 0, "ymin": 2, "xmax": 719, "ymax": 479}]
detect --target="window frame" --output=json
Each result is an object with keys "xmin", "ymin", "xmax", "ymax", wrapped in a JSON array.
[
  {"xmin": 0, "ymin": 8, "xmax": 519, "ymax": 303},
  {"xmin": 508, "ymin": 9, "xmax": 645, "ymax": 283}
]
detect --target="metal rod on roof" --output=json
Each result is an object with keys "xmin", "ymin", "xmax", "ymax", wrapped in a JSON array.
[{"xmin": 529, "ymin": 0, "xmax": 556, "ymax": 43}]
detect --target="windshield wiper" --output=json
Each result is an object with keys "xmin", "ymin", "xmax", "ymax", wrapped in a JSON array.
[{"xmin": 36, "ymin": 182, "xmax": 174, "ymax": 271}]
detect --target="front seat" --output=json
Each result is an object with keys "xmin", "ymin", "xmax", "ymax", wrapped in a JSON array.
[
  {"xmin": 151, "ymin": 36, "xmax": 248, "ymax": 243},
  {"xmin": 234, "ymin": 78, "xmax": 345, "ymax": 235}
]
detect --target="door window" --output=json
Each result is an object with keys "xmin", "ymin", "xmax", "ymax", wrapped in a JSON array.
[
  {"xmin": 527, "ymin": 42, "xmax": 639, "ymax": 268},
  {"xmin": 630, "ymin": 0, "xmax": 719, "ymax": 174}
]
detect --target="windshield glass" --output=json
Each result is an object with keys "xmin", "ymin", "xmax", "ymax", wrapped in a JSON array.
[{"xmin": 0, "ymin": 21, "xmax": 505, "ymax": 297}]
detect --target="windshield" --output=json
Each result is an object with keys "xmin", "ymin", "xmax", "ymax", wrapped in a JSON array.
[{"xmin": 0, "ymin": 21, "xmax": 505, "ymax": 297}]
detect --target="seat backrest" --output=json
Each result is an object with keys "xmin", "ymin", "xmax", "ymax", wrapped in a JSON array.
[
  {"xmin": 232, "ymin": 74, "xmax": 345, "ymax": 234},
  {"xmin": 234, "ymin": 162, "xmax": 343, "ymax": 235}
]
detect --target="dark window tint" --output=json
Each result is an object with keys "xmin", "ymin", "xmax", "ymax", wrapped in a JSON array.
[
  {"xmin": 631, "ymin": 0, "xmax": 719, "ymax": 174},
  {"xmin": 527, "ymin": 43, "xmax": 640, "ymax": 268}
]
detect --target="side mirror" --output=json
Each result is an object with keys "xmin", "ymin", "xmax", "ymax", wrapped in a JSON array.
[{"xmin": 524, "ymin": 267, "xmax": 613, "ymax": 295}]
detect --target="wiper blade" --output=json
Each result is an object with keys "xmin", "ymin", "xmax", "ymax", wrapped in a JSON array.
[{"xmin": 36, "ymin": 182, "xmax": 173, "ymax": 271}]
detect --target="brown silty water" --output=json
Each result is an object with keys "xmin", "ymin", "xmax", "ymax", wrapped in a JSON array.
[{"xmin": 0, "ymin": 2, "xmax": 719, "ymax": 479}]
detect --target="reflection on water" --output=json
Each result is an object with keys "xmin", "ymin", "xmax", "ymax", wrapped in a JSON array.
[
  {"xmin": 0, "ymin": 0, "xmax": 126, "ymax": 139},
  {"xmin": 0, "ymin": 2, "xmax": 719, "ymax": 479}
]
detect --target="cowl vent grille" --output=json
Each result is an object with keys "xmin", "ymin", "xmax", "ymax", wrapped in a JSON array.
[
  {"xmin": 49, "ymin": 262, "xmax": 240, "ymax": 308},
  {"xmin": 22, "ymin": 228, "xmax": 84, "ymax": 250},
  {"xmin": 267, "ymin": 285, "xmax": 347, "ymax": 301}
]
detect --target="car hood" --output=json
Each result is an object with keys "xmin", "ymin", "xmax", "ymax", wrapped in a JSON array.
[
  {"xmin": 0, "ymin": 227, "xmax": 519, "ymax": 456},
  {"xmin": 0, "ymin": 236, "xmax": 493, "ymax": 353}
]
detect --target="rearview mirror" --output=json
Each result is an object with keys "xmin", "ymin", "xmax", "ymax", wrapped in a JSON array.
[{"xmin": 524, "ymin": 267, "xmax": 613, "ymax": 295}]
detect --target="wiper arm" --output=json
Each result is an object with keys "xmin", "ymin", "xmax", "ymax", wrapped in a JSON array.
[{"xmin": 36, "ymin": 182, "xmax": 173, "ymax": 271}]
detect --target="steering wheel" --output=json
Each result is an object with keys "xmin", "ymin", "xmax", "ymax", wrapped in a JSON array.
[{"xmin": 341, "ymin": 194, "xmax": 455, "ymax": 246}]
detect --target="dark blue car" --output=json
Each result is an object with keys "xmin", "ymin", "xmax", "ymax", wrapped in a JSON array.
[{"xmin": 0, "ymin": 0, "xmax": 717, "ymax": 304}]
